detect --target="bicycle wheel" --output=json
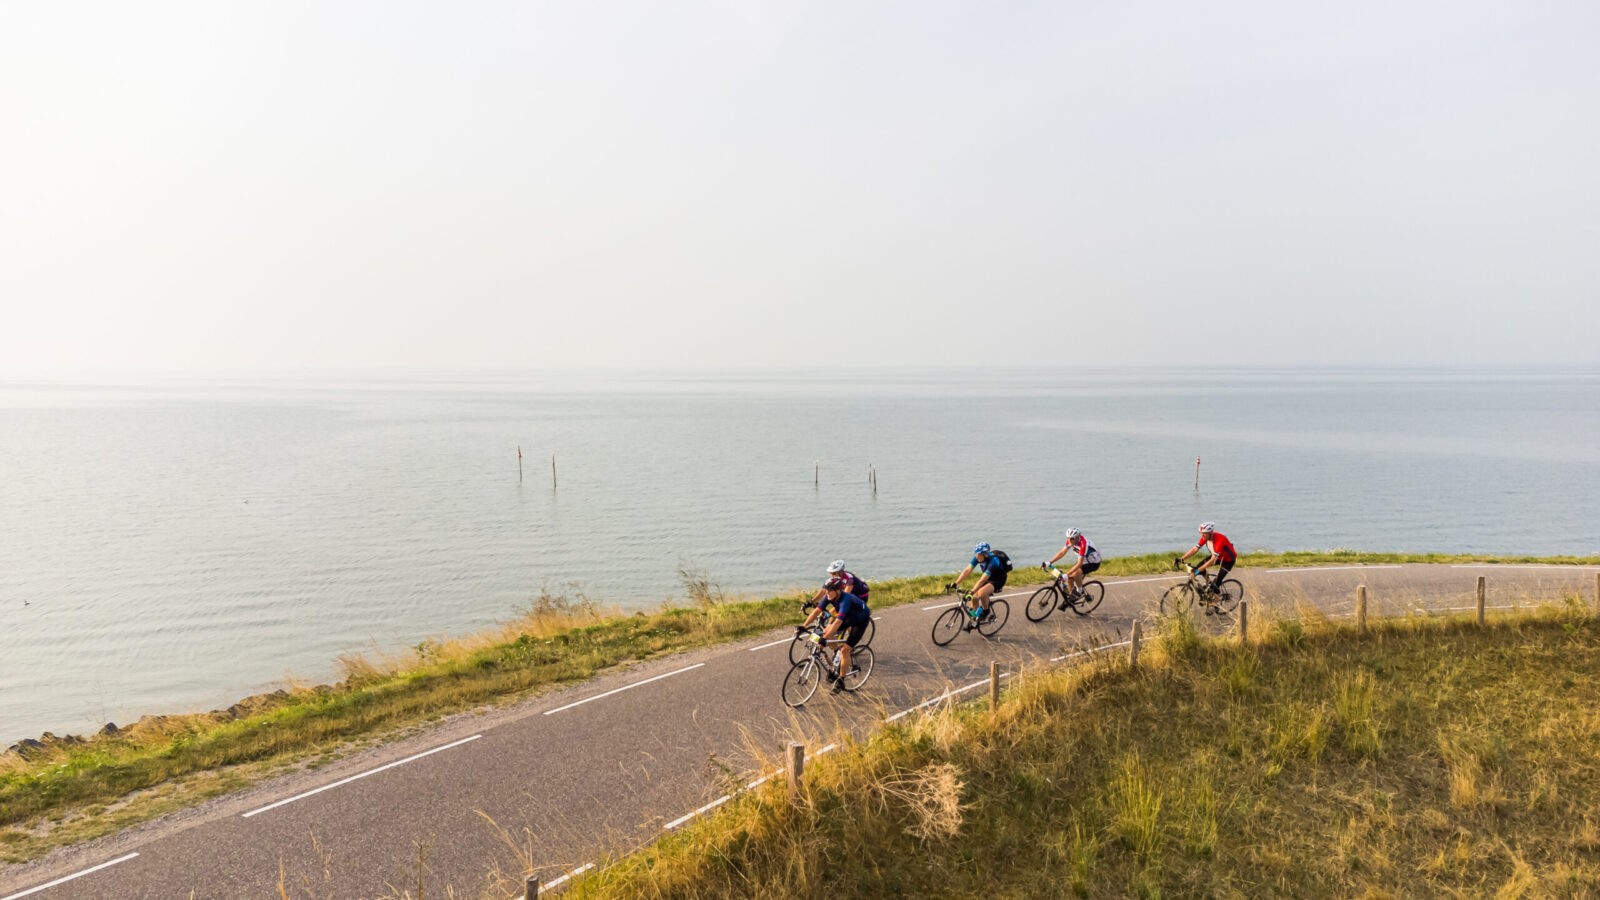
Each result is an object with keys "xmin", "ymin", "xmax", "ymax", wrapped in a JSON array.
[
  {"xmin": 781, "ymin": 659, "xmax": 821, "ymax": 707},
  {"xmin": 977, "ymin": 598, "xmax": 1009, "ymax": 636},
  {"xmin": 787, "ymin": 631, "xmax": 814, "ymax": 665},
  {"xmin": 840, "ymin": 646, "xmax": 874, "ymax": 691},
  {"xmin": 1025, "ymin": 585, "xmax": 1060, "ymax": 622},
  {"xmin": 1214, "ymin": 580, "xmax": 1244, "ymax": 613},
  {"xmin": 1073, "ymin": 580, "xmax": 1105, "ymax": 616},
  {"xmin": 860, "ymin": 616, "xmax": 876, "ymax": 647},
  {"xmin": 931, "ymin": 607, "xmax": 965, "ymax": 646},
  {"xmin": 1160, "ymin": 582, "xmax": 1198, "ymax": 616}
]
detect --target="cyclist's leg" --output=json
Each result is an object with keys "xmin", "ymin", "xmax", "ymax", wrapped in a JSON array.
[
  {"xmin": 1076, "ymin": 560, "xmax": 1099, "ymax": 593},
  {"xmin": 973, "ymin": 582, "xmax": 995, "ymax": 614},
  {"xmin": 1212, "ymin": 559, "xmax": 1234, "ymax": 591},
  {"xmin": 1067, "ymin": 562, "xmax": 1084, "ymax": 593}
]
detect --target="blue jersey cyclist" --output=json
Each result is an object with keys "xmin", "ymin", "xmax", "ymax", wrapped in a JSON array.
[
  {"xmin": 797, "ymin": 578, "xmax": 871, "ymax": 693},
  {"xmin": 949, "ymin": 542, "xmax": 1007, "ymax": 620}
]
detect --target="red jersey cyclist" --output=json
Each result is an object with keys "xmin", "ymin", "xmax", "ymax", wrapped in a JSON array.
[
  {"xmin": 1044, "ymin": 527, "xmax": 1100, "ymax": 606},
  {"xmin": 1177, "ymin": 522, "xmax": 1237, "ymax": 593},
  {"xmin": 807, "ymin": 560, "xmax": 869, "ymax": 611}
]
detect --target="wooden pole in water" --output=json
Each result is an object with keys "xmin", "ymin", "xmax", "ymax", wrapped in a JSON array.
[
  {"xmin": 1356, "ymin": 585, "xmax": 1368, "ymax": 636},
  {"xmin": 551, "ymin": 453, "xmax": 557, "ymax": 489},
  {"xmin": 1194, "ymin": 456, "xmax": 1201, "ymax": 491},
  {"xmin": 517, "ymin": 445, "xmax": 523, "ymax": 483},
  {"xmin": 814, "ymin": 461, "xmax": 819, "ymax": 488},
  {"xmin": 787, "ymin": 743, "xmax": 805, "ymax": 798},
  {"xmin": 1476, "ymin": 576, "xmax": 1486, "ymax": 626}
]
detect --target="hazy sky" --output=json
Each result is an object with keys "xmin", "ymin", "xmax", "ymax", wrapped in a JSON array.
[{"xmin": 3, "ymin": 1, "xmax": 1596, "ymax": 372}]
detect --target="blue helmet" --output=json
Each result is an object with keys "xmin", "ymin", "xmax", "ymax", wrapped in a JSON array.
[{"xmin": 973, "ymin": 542, "xmax": 991, "ymax": 555}]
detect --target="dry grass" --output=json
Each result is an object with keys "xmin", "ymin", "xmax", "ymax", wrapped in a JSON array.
[{"xmin": 566, "ymin": 602, "xmax": 1600, "ymax": 898}]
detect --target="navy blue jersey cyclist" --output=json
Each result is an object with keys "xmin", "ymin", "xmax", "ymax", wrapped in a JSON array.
[
  {"xmin": 949, "ymin": 542, "xmax": 1006, "ymax": 620},
  {"xmin": 798, "ymin": 578, "xmax": 871, "ymax": 693}
]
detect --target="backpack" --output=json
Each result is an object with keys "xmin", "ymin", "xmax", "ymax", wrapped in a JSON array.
[{"xmin": 993, "ymin": 550, "xmax": 1013, "ymax": 573}]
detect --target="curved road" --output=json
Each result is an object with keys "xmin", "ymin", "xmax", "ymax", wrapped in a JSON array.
[{"xmin": 3, "ymin": 564, "xmax": 1596, "ymax": 899}]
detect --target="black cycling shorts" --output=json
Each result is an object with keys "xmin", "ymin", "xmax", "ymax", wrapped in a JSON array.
[
  {"xmin": 986, "ymin": 574, "xmax": 1008, "ymax": 593},
  {"xmin": 842, "ymin": 618, "xmax": 870, "ymax": 647},
  {"xmin": 1080, "ymin": 561, "xmax": 1101, "ymax": 575}
]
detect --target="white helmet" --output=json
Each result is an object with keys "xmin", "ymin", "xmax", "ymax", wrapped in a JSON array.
[
  {"xmin": 1064, "ymin": 527, "xmax": 1081, "ymax": 540},
  {"xmin": 827, "ymin": 559, "xmax": 846, "ymax": 574},
  {"xmin": 1198, "ymin": 522, "xmax": 1215, "ymax": 534}
]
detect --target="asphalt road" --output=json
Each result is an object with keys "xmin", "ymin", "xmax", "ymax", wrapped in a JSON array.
[{"xmin": 3, "ymin": 564, "xmax": 1596, "ymax": 899}]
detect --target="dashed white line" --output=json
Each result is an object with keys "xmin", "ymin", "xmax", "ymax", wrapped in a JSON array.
[
  {"xmin": 1108, "ymin": 575, "xmax": 1188, "ymax": 585},
  {"xmin": 543, "ymin": 663, "xmax": 706, "ymax": 715},
  {"xmin": 241, "ymin": 735, "xmax": 482, "ymax": 818},
  {"xmin": 665, "ymin": 794, "xmax": 733, "ymax": 830},
  {"xmin": 885, "ymin": 679, "xmax": 991, "ymax": 722},
  {"xmin": 1449, "ymin": 564, "xmax": 1600, "ymax": 570},
  {"xmin": 2, "ymin": 853, "xmax": 140, "ymax": 900},
  {"xmin": 532, "ymin": 862, "xmax": 595, "ymax": 895},
  {"xmin": 1262, "ymin": 565, "xmax": 1405, "ymax": 573},
  {"xmin": 747, "ymin": 636, "xmax": 794, "ymax": 651}
]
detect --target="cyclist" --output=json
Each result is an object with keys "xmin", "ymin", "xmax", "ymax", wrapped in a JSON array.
[
  {"xmin": 949, "ymin": 542, "xmax": 1006, "ymax": 621},
  {"xmin": 1177, "ymin": 522, "xmax": 1237, "ymax": 599},
  {"xmin": 797, "ymin": 578, "xmax": 871, "ymax": 693},
  {"xmin": 1044, "ymin": 527, "xmax": 1100, "ymax": 606},
  {"xmin": 806, "ymin": 560, "xmax": 869, "ymax": 611}
]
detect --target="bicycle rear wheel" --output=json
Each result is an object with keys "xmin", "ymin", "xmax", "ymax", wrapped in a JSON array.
[
  {"xmin": 860, "ymin": 616, "xmax": 876, "ymax": 647},
  {"xmin": 1215, "ymin": 580, "xmax": 1244, "ymax": 613},
  {"xmin": 1025, "ymin": 584, "xmax": 1060, "ymax": 622},
  {"xmin": 781, "ymin": 659, "xmax": 821, "ymax": 707},
  {"xmin": 977, "ymin": 598, "xmax": 1009, "ymax": 636},
  {"xmin": 931, "ymin": 607, "xmax": 965, "ymax": 646},
  {"xmin": 1161, "ymin": 582, "xmax": 1198, "ymax": 616},
  {"xmin": 840, "ymin": 646, "xmax": 874, "ymax": 691},
  {"xmin": 1073, "ymin": 580, "xmax": 1105, "ymax": 616}
]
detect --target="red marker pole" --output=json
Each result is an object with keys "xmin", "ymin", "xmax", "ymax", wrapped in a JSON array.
[{"xmin": 1194, "ymin": 456, "xmax": 1201, "ymax": 491}]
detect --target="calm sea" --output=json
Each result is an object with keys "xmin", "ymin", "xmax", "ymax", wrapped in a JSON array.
[{"xmin": 2, "ymin": 368, "xmax": 1597, "ymax": 744}]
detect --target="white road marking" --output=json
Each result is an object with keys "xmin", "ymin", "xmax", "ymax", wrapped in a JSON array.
[
  {"xmin": 1109, "ymin": 575, "xmax": 1188, "ymax": 585},
  {"xmin": 543, "ymin": 663, "xmax": 706, "ymax": 715},
  {"xmin": 2, "ymin": 853, "xmax": 139, "ymax": 900},
  {"xmin": 747, "ymin": 636, "xmax": 794, "ymax": 652},
  {"xmin": 922, "ymin": 601, "xmax": 959, "ymax": 610},
  {"xmin": 1450, "ymin": 564, "xmax": 1600, "ymax": 570},
  {"xmin": 242, "ymin": 735, "xmax": 482, "ymax": 818},
  {"xmin": 665, "ymin": 795, "xmax": 733, "ymax": 830},
  {"xmin": 1051, "ymin": 640, "xmax": 1131, "ymax": 663},
  {"xmin": 533, "ymin": 862, "xmax": 595, "ymax": 894},
  {"xmin": 1261, "ymin": 565, "xmax": 1405, "ymax": 573},
  {"xmin": 885, "ymin": 679, "xmax": 991, "ymax": 722}
]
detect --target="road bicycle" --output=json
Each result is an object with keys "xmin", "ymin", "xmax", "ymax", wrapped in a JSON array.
[
  {"xmin": 789, "ymin": 601, "xmax": 875, "ymax": 664},
  {"xmin": 781, "ymin": 632, "xmax": 875, "ymax": 707},
  {"xmin": 1159, "ymin": 565, "xmax": 1244, "ymax": 617},
  {"xmin": 930, "ymin": 588, "xmax": 1010, "ymax": 646},
  {"xmin": 1025, "ymin": 565, "xmax": 1105, "ymax": 622}
]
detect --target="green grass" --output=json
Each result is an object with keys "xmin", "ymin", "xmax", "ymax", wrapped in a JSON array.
[
  {"xmin": 1, "ymin": 552, "xmax": 1594, "ymax": 863},
  {"xmin": 566, "ymin": 600, "xmax": 1600, "ymax": 898}
]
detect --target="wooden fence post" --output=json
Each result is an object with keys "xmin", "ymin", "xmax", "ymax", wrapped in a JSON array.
[
  {"xmin": 1476, "ymin": 576, "xmax": 1486, "ymax": 626},
  {"xmin": 1238, "ymin": 600, "xmax": 1249, "ymax": 643},
  {"xmin": 989, "ymin": 661, "xmax": 1000, "ymax": 711},
  {"xmin": 525, "ymin": 874, "xmax": 539, "ymax": 899},
  {"xmin": 1356, "ymin": 585, "xmax": 1368, "ymax": 635},
  {"xmin": 1129, "ymin": 619, "xmax": 1143, "ymax": 668},
  {"xmin": 787, "ymin": 743, "xmax": 805, "ymax": 798}
]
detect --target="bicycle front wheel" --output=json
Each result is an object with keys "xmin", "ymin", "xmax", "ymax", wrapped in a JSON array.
[
  {"xmin": 1215, "ymin": 580, "xmax": 1244, "ymax": 613},
  {"xmin": 787, "ymin": 631, "xmax": 814, "ymax": 665},
  {"xmin": 1161, "ymin": 582, "xmax": 1198, "ymax": 616},
  {"xmin": 1025, "ymin": 585, "xmax": 1060, "ymax": 622},
  {"xmin": 977, "ymin": 598, "xmax": 1009, "ymax": 636},
  {"xmin": 782, "ymin": 659, "xmax": 821, "ymax": 707},
  {"xmin": 1073, "ymin": 581, "xmax": 1105, "ymax": 616},
  {"xmin": 840, "ymin": 646, "xmax": 874, "ymax": 691},
  {"xmin": 931, "ymin": 607, "xmax": 965, "ymax": 646}
]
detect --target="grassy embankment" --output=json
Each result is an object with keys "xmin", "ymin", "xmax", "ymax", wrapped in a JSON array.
[
  {"xmin": 1, "ymin": 551, "xmax": 1594, "ymax": 863},
  {"xmin": 566, "ymin": 601, "xmax": 1600, "ymax": 898}
]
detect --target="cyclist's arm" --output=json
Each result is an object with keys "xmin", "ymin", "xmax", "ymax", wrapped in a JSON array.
[
  {"xmin": 952, "ymin": 564, "xmax": 973, "ymax": 586},
  {"xmin": 820, "ymin": 618, "xmax": 842, "ymax": 640},
  {"xmin": 800, "ymin": 607, "xmax": 822, "ymax": 628},
  {"xmin": 1046, "ymin": 547, "xmax": 1067, "ymax": 566},
  {"xmin": 1178, "ymin": 543, "xmax": 1202, "ymax": 564}
]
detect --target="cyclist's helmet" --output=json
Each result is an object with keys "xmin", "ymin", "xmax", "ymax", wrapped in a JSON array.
[
  {"xmin": 823, "ymin": 577, "xmax": 845, "ymax": 591},
  {"xmin": 1065, "ymin": 527, "xmax": 1081, "ymax": 540},
  {"xmin": 973, "ymin": 542, "xmax": 991, "ymax": 555},
  {"xmin": 827, "ymin": 559, "xmax": 846, "ymax": 574},
  {"xmin": 1199, "ymin": 522, "xmax": 1216, "ymax": 534}
]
